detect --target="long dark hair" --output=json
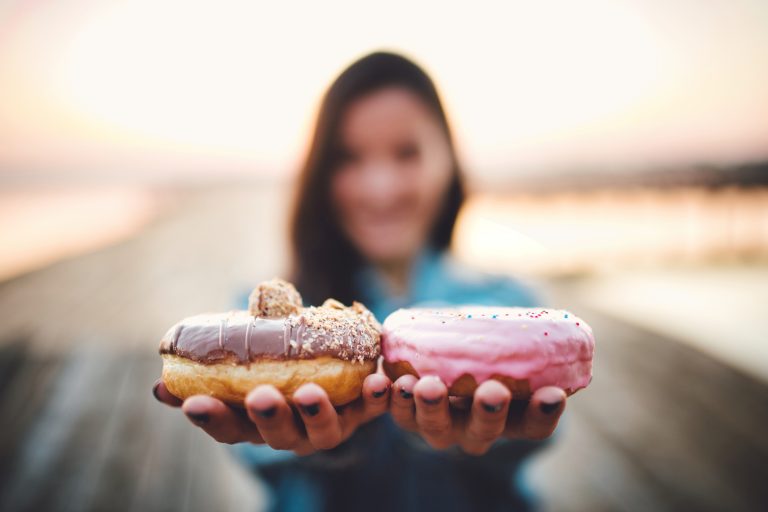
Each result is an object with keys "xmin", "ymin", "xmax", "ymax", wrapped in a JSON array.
[{"xmin": 290, "ymin": 51, "xmax": 466, "ymax": 306}]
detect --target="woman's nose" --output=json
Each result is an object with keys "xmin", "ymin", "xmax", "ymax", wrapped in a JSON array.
[{"xmin": 359, "ymin": 163, "xmax": 407, "ymax": 205}]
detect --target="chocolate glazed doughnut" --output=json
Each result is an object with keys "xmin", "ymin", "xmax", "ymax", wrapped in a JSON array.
[{"xmin": 159, "ymin": 279, "xmax": 381, "ymax": 406}]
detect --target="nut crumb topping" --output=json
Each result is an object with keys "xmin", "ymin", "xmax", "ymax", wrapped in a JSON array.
[
  {"xmin": 287, "ymin": 299, "xmax": 381, "ymax": 361},
  {"xmin": 249, "ymin": 278, "xmax": 302, "ymax": 318}
]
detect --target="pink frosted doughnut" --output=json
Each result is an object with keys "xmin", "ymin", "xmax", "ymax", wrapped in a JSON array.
[{"xmin": 381, "ymin": 307, "xmax": 595, "ymax": 397}]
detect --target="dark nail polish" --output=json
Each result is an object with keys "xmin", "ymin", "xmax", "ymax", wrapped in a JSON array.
[
  {"xmin": 372, "ymin": 387, "xmax": 387, "ymax": 398},
  {"xmin": 300, "ymin": 403, "xmax": 320, "ymax": 416},
  {"xmin": 399, "ymin": 388, "xmax": 413, "ymax": 399},
  {"xmin": 540, "ymin": 401, "xmax": 561, "ymax": 414},
  {"xmin": 482, "ymin": 402, "xmax": 504, "ymax": 413},
  {"xmin": 255, "ymin": 407, "xmax": 276, "ymax": 419},
  {"xmin": 187, "ymin": 412, "xmax": 209, "ymax": 425},
  {"xmin": 421, "ymin": 396, "xmax": 442, "ymax": 405},
  {"xmin": 151, "ymin": 382, "xmax": 161, "ymax": 401}
]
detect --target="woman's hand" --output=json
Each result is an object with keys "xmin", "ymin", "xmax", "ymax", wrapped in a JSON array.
[
  {"xmin": 152, "ymin": 373, "xmax": 392, "ymax": 456},
  {"xmin": 390, "ymin": 375, "xmax": 566, "ymax": 455}
]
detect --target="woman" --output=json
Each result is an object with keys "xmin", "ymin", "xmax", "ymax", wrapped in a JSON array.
[{"xmin": 154, "ymin": 51, "xmax": 567, "ymax": 511}]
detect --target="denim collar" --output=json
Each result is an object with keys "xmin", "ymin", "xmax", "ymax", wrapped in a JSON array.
[{"xmin": 354, "ymin": 247, "xmax": 444, "ymax": 321}]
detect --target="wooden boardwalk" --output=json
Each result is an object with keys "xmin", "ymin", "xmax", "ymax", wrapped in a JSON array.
[{"xmin": 1, "ymin": 184, "xmax": 766, "ymax": 511}]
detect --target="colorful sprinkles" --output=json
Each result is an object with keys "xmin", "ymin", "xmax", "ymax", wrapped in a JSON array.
[{"xmin": 399, "ymin": 308, "xmax": 585, "ymax": 332}]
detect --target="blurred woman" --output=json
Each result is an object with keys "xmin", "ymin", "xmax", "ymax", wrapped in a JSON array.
[{"xmin": 154, "ymin": 51, "xmax": 567, "ymax": 512}]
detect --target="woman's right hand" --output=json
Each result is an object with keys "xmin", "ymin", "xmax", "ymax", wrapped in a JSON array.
[{"xmin": 152, "ymin": 373, "xmax": 392, "ymax": 456}]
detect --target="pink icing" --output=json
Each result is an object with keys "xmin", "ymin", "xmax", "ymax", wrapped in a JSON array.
[{"xmin": 382, "ymin": 307, "xmax": 594, "ymax": 392}]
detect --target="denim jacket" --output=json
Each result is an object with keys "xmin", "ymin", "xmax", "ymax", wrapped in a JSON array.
[{"xmin": 231, "ymin": 250, "xmax": 547, "ymax": 512}]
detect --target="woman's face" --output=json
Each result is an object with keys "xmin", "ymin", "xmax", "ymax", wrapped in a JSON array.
[{"xmin": 331, "ymin": 87, "xmax": 454, "ymax": 265}]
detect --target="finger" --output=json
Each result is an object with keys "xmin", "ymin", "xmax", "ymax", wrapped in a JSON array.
[
  {"xmin": 245, "ymin": 385, "xmax": 309, "ymax": 453},
  {"xmin": 182, "ymin": 395, "xmax": 263, "ymax": 445},
  {"xmin": 293, "ymin": 383, "xmax": 343, "ymax": 450},
  {"xmin": 390, "ymin": 374, "xmax": 418, "ymax": 431},
  {"xmin": 333, "ymin": 373, "xmax": 391, "ymax": 439},
  {"xmin": 507, "ymin": 386, "xmax": 566, "ymax": 440},
  {"xmin": 152, "ymin": 379, "xmax": 183, "ymax": 407},
  {"xmin": 359, "ymin": 372, "xmax": 391, "ymax": 421},
  {"xmin": 413, "ymin": 376, "xmax": 452, "ymax": 449},
  {"xmin": 461, "ymin": 380, "xmax": 511, "ymax": 455}
]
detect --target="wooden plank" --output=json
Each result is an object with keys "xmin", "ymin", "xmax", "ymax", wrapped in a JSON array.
[
  {"xmin": 0, "ymin": 338, "xmax": 26, "ymax": 390},
  {"xmin": 86, "ymin": 355, "xmax": 165, "ymax": 511},
  {"xmin": 127, "ymin": 401, "xmax": 198, "ymax": 512},
  {"xmin": 593, "ymin": 308, "xmax": 768, "ymax": 451},
  {"xmin": 0, "ymin": 350, "xmax": 64, "ymax": 501},
  {"xmin": 57, "ymin": 353, "xmax": 135, "ymax": 512},
  {"xmin": 569, "ymin": 307, "xmax": 767, "ymax": 511},
  {"xmin": 528, "ymin": 408, "xmax": 677, "ymax": 512},
  {"xmin": 0, "ymin": 345, "xmax": 112, "ymax": 511}
]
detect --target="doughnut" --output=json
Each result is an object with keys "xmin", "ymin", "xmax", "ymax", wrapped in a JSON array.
[
  {"xmin": 382, "ymin": 307, "xmax": 594, "ymax": 398},
  {"xmin": 159, "ymin": 279, "xmax": 381, "ymax": 406}
]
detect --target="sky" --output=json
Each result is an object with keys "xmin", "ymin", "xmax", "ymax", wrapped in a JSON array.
[{"xmin": 1, "ymin": 0, "xmax": 767, "ymax": 184}]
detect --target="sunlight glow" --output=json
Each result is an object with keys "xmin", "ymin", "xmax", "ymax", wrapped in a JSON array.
[{"xmin": 1, "ymin": 0, "xmax": 767, "ymax": 180}]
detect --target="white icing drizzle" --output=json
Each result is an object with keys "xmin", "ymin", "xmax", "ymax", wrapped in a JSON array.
[
  {"xmin": 295, "ymin": 315, "xmax": 306, "ymax": 353},
  {"xmin": 282, "ymin": 319, "xmax": 292, "ymax": 357},
  {"xmin": 244, "ymin": 317, "xmax": 252, "ymax": 360}
]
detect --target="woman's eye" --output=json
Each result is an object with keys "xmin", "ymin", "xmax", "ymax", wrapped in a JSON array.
[{"xmin": 395, "ymin": 144, "xmax": 419, "ymax": 162}]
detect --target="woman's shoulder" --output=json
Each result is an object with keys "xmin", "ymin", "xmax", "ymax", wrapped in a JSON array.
[{"xmin": 419, "ymin": 252, "xmax": 542, "ymax": 308}]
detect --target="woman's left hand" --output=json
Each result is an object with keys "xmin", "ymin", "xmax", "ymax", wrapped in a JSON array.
[{"xmin": 389, "ymin": 375, "xmax": 566, "ymax": 455}]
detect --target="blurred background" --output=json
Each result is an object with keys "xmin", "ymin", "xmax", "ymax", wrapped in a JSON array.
[{"xmin": 1, "ymin": 1, "xmax": 767, "ymax": 511}]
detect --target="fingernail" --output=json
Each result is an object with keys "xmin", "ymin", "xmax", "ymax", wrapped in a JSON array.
[
  {"xmin": 540, "ymin": 401, "xmax": 561, "ymax": 414},
  {"xmin": 399, "ymin": 387, "xmax": 413, "ymax": 399},
  {"xmin": 421, "ymin": 396, "xmax": 442, "ymax": 405},
  {"xmin": 255, "ymin": 406, "xmax": 276, "ymax": 419},
  {"xmin": 151, "ymin": 381, "xmax": 161, "ymax": 401},
  {"xmin": 300, "ymin": 403, "xmax": 320, "ymax": 416},
  {"xmin": 372, "ymin": 386, "xmax": 388, "ymax": 398},
  {"xmin": 482, "ymin": 401, "xmax": 504, "ymax": 413},
  {"xmin": 187, "ymin": 411, "xmax": 209, "ymax": 425}
]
